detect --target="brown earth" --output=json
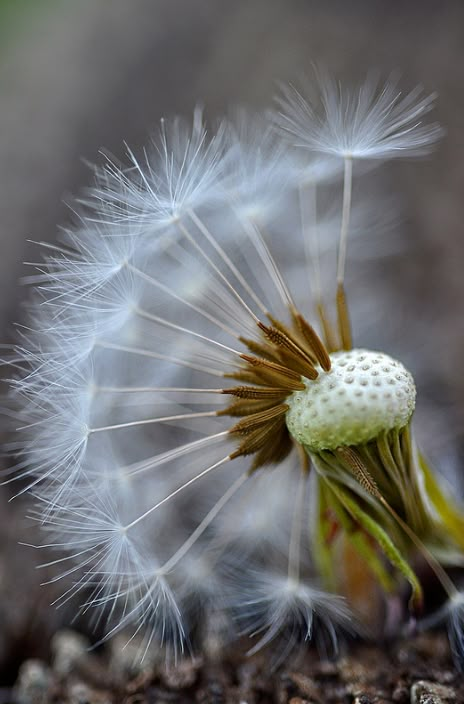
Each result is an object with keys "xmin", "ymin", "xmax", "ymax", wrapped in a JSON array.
[{"xmin": 7, "ymin": 630, "xmax": 464, "ymax": 704}]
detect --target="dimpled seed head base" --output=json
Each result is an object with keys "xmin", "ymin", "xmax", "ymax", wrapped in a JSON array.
[{"xmin": 285, "ymin": 349, "xmax": 416, "ymax": 452}]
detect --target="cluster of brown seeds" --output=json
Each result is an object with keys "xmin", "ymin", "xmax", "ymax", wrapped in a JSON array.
[{"xmin": 218, "ymin": 309, "xmax": 332, "ymax": 470}]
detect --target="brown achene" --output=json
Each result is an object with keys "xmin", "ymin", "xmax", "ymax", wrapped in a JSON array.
[{"xmin": 218, "ymin": 301, "xmax": 342, "ymax": 471}]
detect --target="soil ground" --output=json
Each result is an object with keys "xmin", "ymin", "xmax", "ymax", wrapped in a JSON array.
[{"xmin": 5, "ymin": 630, "xmax": 464, "ymax": 704}]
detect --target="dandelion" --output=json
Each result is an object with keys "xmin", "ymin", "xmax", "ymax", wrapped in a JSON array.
[{"xmin": 6, "ymin": 75, "xmax": 464, "ymax": 664}]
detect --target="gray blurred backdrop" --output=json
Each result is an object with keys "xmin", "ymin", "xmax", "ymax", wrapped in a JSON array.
[{"xmin": 0, "ymin": 0, "xmax": 463, "ymax": 680}]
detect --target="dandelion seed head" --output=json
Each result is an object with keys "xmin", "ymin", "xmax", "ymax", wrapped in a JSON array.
[
  {"xmin": 285, "ymin": 349, "xmax": 416, "ymax": 451},
  {"xmin": 7, "ymin": 69, "xmax": 462, "ymax": 663}
]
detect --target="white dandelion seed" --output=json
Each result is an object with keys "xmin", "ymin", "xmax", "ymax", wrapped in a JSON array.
[
  {"xmin": 273, "ymin": 70, "xmax": 443, "ymax": 160},
  {"xmin": 274, "ymin": 71, "xmax": 444, "ymax": 288},
  {"xmin": 88, "ymin": 107, "xmax": 226, "ymax": 234},
  {"xmin": 5, "ymin": 72, "xmax": 464, "ymax": 664},
  {"xmin": 418, "ymin": 591, "xmax": 464, "ymax": 671},
  {"xmin": 236, "ymin": 571, "xmax": 353, "ymax": 663},
  {"xmin": 447, "ymin": 594, "xmax": 464, "ymax": 671}
]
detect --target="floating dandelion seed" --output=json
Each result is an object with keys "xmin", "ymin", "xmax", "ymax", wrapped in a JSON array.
[
  {"xmin": 273, "ymin": 69, "xmax": 443, "ymax": 160},
  {"xmin": 6, "ymin": 75, "xmax": 464, "ymax": 665}
]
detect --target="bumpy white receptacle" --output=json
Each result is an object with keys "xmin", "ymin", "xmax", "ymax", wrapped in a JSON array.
[{"xmin": 285, "ymin": 349, "xmax": 416, "ymax": 452}]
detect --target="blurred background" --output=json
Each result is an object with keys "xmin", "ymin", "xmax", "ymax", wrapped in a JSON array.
[{"xmin": 0, "ymin": 0, "xmax": 463, "ymax": 685}]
